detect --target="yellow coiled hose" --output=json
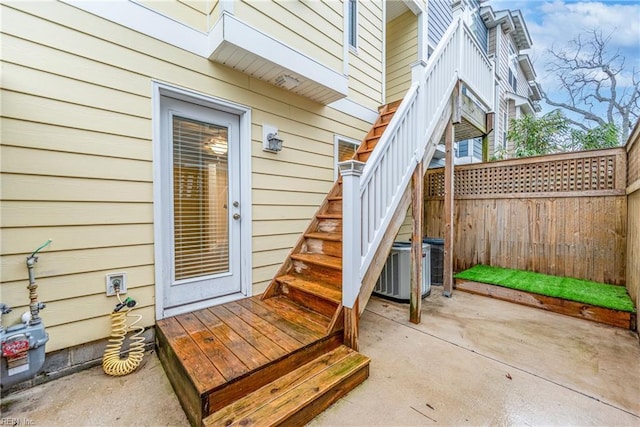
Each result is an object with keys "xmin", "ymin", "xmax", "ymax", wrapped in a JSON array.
[{"xmin": 102, "ymin": 295, "xmax": 145, "ymax": 376}]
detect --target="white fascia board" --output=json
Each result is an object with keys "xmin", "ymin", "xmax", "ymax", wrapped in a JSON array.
[
  {"xmin": 506, "ymin": 91, "xmax": 535, "ymax": 113},
  {"xmin": 63, "ymin": 0, "xmax": 209, "ymax": 57},
  {"xmin": 209, "ymin": 13, "xmax": 348, "ymax": 98},
  {"xmin": 518, "ymin": 54, "xmax": 536, "ymax": 81},
  {"xmin": 404, "ymin": 0, "xmax": 425, "ymax": 15},
  {"xmin": 329, "ymin": 98, "xmax": 379, "ymax": 124}
]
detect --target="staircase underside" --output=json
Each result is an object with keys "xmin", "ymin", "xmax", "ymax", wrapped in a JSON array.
[{"xmin": 156, "ymin": 296, "xmax": 369, "ymax": 426}]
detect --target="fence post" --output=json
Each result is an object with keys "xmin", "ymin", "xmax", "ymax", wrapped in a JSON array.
[{"xmin": 338, "ymin": 160, "xmax": 365, "ymax": 350}]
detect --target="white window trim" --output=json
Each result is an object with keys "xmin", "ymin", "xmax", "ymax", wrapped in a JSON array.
[
  {"xmin": 334, "ymin": 135, "xmax": 361, "ymax": 180},
  {"xmin": 152, "ymin": 81, "xmax": 253, "ymax": 320},
  {"xmin": 346, "ymin": 0, "xmax": 358, "ymax": 53}
]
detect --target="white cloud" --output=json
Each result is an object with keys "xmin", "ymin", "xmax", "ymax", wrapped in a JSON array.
[
  {"xmin": 488, "ymin": 0, "xmax": 640, "ymax": 115},
  {"xmin": 537, "ymin": 1, "xmax": 640, "ymax": 50}
]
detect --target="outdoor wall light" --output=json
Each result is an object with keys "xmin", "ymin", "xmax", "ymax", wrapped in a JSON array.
[
  {"xmin": 266, "ymin": 133, "xmax": 283, "ymax": 152},
  {"xmin": 262, "ymin": 124, "xmax": 283, "ymax": 153}
]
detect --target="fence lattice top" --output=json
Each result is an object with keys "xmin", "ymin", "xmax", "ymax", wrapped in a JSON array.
[{"xmin": 426, "ymin": 148, "xmax": 626, "ymax": 198}]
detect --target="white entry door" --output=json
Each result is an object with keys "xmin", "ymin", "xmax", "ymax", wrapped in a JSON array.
[{"xmin": 159, "ymin": 96, "xmax": 242, "ymax": 311}]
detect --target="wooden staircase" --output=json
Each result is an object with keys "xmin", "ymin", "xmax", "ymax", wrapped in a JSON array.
[
  {"xmin": 156, "ymin": 101, "xmax": 401, "ymax": 427},
  {"xmin": 261, "ymin": 100, "xmax": 402, "ymax": 332}
]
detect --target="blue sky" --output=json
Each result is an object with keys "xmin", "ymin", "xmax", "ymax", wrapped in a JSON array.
[{"xmin": 488, "ymin": 0, "xmax": 640, "ymax": 117}]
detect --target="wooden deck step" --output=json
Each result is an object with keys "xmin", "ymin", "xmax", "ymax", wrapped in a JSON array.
[
  {"xmin": 290, "ymin": 252, "xmax": 343, "ymax": 287},
  {"xmin": 291, "ymin": 252, "xmax": 342, "ymax": 270},
  {"xmin": 358, "ymin": 148, "xmax": 374, "ymax": 162},
  {"xmin": 277, "ymin": 275, "xmax": 342, "ymax": 303},
  {"xmin": 156, "ymin": 295, "xmax": 344, "ymax": 427},
  {"xmin": 380, "ymin": 110, "xmax": 395, "ymax": 123},
  {"xmin": 202, "ymin": 345, "xmax": 370, "ymax": 427},
  {"xmin": 364, "ymin": 135, "xmax": 380, "ymax": 149},
  {"xmin": 317, "ymin": 213, "xmax": 342, "ymax": 233},
  {"xmin": 372, "ymin": 122, "xmax": 386, "ymax": 136},
  {"xmin": 327, "ymin": 196, "xmax": 342, "ymax": 213},
  {"xmin": 261, "ymin": 296, "xmax": 332, "ymax": 335},
  {"xmin": 304, "ymin": 231, "xmax": 342, "ymax": 258},
  {"xmin": 305, "ymin": 231, "xmax": 341, "ymax": 242},
  {"xmin": 275, "ymin": 274, "xmax": 342, "ymax": 319}
]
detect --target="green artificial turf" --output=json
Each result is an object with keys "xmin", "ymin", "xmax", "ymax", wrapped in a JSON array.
[{"xmin": 454, "ymin": 265, "xmax": 636, "ymax": 313}]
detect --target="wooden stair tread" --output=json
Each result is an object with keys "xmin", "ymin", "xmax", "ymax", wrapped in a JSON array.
[
  {"xmin": 261, "ymin": 296, "xmax": 332, "ymax": 334},
  {"xmin": 276, "ymin": 274, "xmax": 342, "ymax": 304},
  {"xmin": 317, "ymin": 213, "xmax": 342, "ymax": 219},
  {"xmin": 305, "ymin": 231, "xmax": 342, "ymax": 242},
  {"xmin": 291, "ymin": 252, "xmax": 342, "ymax": 270},
  {"xmin": 202, "ymin": 345, "xmax": 370, "ymax": 427}
]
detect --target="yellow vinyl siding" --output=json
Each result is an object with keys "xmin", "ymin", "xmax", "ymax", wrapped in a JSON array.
[
  {"xmin": 1, "ymin": 118, "xmax": 152, "ymax": 161},
  {"xmin": 45, "ymin": 306, "xmax": 155, "ymax": 351},
  {"xmin": 0, "ymin": 1, "xmax": 372, "ymax": 352},
  {"xmin": 1, "ymin": 174, "xmax": 151, "ymax": 203},
  {"xmin": 139, "ymin": 0, "xmax": 208, "ymax": 32},
  {"xmin": 2, "ymin": 265, "xmax": 154, "ymax": 306},
  {"xmin": 395, "ymin": 207, "xmax": 413, "ymax": 242},
  {"xmin": 348, "ymin": 0, "xmax": 384, "ymax": 109},
  {"xmin": 233, "ymin": 0, "xmax": 343, "ymax": 72},
  {"xmin": 208, "ymin": 0, "xmax": 220, "ymax": 31},
  {"xmin": 385, "ymin": 11, "xmax": 418, "ymax": 103}
]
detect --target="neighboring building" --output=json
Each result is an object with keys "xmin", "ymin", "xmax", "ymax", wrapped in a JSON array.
[
  {"xmin": 0, "ymin": 0, "xmax": 538, "ymax": 383},
  {"xmin": 428, "ymin": 3, "xmax": 542, "ymax": 166},
  {"xmin": 481, "ymin": 5, "xmax": 542, "ymax": 159}
]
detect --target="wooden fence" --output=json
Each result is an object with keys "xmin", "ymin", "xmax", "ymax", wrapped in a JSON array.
[
  {"xmin": 626, "ymin": 122, "xmax": 640, "ymax": 311},
  {"xmin": 424, "ymin": 147, "xmax": 627, "ymax": 285}
]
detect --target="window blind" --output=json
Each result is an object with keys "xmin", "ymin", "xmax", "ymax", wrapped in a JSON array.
[{"xmin": 172, "ymin": 116, "xmax": 229, "ymax": 281}]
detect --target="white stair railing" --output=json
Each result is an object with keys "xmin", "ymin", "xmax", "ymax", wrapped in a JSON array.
[{"xmin": 340, "ymin": 16, "xmax": 493, "ymax": 311}]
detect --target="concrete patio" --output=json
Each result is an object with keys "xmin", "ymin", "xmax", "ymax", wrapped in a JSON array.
[{"xmin": 2, "ymin": 290, "xmax": 639, "ymax": 426}]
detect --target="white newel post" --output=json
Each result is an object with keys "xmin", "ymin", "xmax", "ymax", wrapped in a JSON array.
[{"xmin": 338, "ymin": 160, "xmax": 365, "ymax": 309}]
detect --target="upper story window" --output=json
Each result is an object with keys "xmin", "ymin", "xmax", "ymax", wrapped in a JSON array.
[{"xmin": 348, "ymin": 0, "xmax": 358, "ymax": 49}]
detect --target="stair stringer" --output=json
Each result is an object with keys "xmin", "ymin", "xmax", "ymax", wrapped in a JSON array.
[{"xmin": 357, "ymin": 104, "xmax": 454, "ymax": 315}]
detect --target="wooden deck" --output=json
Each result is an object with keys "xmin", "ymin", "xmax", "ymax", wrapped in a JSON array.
[{"xmin": 156, "ymin": 296, "xmax": 368, "ymax": 427}]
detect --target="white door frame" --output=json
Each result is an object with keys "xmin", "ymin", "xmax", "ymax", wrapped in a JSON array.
[{"xmin": 152, "ymin": 81, "xmax": 252, "ymax": 319}]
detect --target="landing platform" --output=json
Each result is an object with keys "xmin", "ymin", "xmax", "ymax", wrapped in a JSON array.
[{"xmin": 156, "ymin": 295, "xmax": 348, "ymax": 426}]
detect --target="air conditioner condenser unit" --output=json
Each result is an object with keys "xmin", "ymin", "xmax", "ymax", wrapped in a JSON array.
[{"xmin": 373, "ymin": 242, "xmax": 431, "ymax": 303}]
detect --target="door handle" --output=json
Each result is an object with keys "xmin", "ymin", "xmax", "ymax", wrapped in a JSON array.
[{"xmin": 233, "ymin": 213, "xmax": 241, "ymax": 220}]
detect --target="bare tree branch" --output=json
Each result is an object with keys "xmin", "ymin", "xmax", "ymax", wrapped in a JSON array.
[{"xmin": 541, "ymin": 28, "xmax": 640, "ymax": 142}]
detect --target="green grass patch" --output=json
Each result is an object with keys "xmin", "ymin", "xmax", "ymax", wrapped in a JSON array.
[{"xmin": 454, "ymin": 265, "xmax": 636, "ymax": 313}]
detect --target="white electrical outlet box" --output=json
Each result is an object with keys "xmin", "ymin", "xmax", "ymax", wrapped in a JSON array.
[{"xmin": 106, "ymin": 272, "xmax": 127, "ymax": 296}]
